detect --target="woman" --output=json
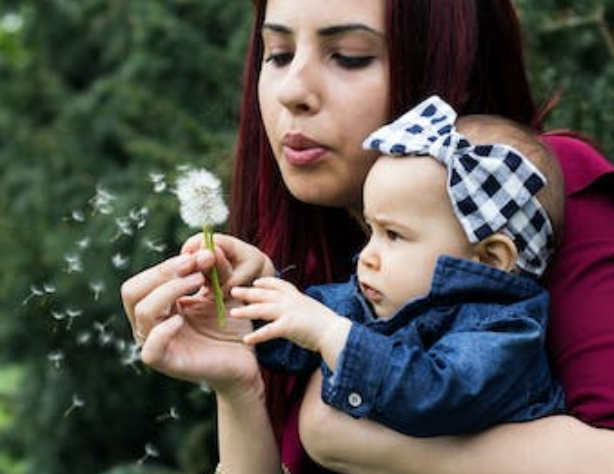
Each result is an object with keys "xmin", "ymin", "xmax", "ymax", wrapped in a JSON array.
[{"xmin": 121, "ymin": 0, "xmax": 614, "ymax": 473}]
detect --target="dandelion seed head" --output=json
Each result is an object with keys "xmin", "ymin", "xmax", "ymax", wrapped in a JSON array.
[{"xmin": 175, "ymin": 169, "xmax": 228, "ymax": 228}]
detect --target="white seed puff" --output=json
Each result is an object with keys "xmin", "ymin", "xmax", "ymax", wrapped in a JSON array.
[{"xmin": 175, "ymin": 169, "xmax": 228, "ymax": 228}]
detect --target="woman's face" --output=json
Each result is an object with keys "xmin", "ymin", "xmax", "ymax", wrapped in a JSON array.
[{"xmin": 258, "ymin": 0, "xmax": 389, "ymax": 211}]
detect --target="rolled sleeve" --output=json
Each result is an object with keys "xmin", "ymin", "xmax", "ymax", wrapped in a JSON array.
[{"xmin": 321, "ymin": 323, "xmax": 393, "ymax": 418}]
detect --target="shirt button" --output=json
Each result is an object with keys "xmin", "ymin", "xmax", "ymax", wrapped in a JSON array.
[{"xmin": 348, "ymin": 392, "xmax": 362, "ymax": 408}]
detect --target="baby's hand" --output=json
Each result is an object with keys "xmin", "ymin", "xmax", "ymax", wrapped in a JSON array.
[{"xmin": 230, "ymin": 277, "xmax": 342, "ymax": 353}]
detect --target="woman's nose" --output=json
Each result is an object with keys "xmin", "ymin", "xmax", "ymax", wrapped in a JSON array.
[{"xmin": 277, "ymin": 52, "xmax": 321, "ymax": 114}]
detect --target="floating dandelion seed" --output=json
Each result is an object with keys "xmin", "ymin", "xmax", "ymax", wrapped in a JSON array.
[
  {"xmin": 93, "ymin": 320, "xmax": 114, "ymax": 346},
  {"xmin": 144, "ymin": 237, "xmax": 166, "ymax": 254},
  {"xmin": 175, "ymin": 168, "xmax": 229, "ymax": 325},
  {"xmin": 156, "ymin": 406, "xmax": 180, "ymax": 423},
  {"xmin": 129, "ymin": 207, "xmax": 149, "ymax": 230},
  {"xmin": 51, "ymin": 310, "xmax": 66, "ymax": 322},
  {"xmin": 22, "ymin": 284, "xmax": 56, "ymax": 306},
  {"xmin": 137, "ymin": 443, "xmax": 160, "ymax": 465},
  {"xmin": 76, "ymin": 237, "xmax": 90, "ymax": 250},
  {"xmin": 51, "ymin": 308, "xmax": 82, "ymax": 331},
  {"xmin": 120, "ymin": 342, "xmax": 143, "ymax": 374},
  {"xmin": 47, "ymin": 351, "xmax": 65, "ymax": 369},
  {"xmin": 89, "ymin": 185, "xmax": 116, "ymax": 215},
  {"xmin": 89, "ymin": 280, "xmax": 106, "ymax": 301},
  {"xmin": 150, "ymin": 172, "xmax": 168, "ymax": 193},
  {"xmin": 63, "ymin": 394, "xmax": 85, "ymax": 418},
  {"xmin": 113, "ymin": 216, "xmax": 135, "ymax": 241},
  {"xmin": 111, "ymin": 252, "xmax": 129, "ymax": 269},
  {"xmin": 76, "ymin": 331, "xmax": 92, "ymax": 345},
  {"xmin": 65, "ymin": 209, "xmax": 86, "ymax": 223},
  {"xmin": 64, "ymin": 253, "xmax": 83, "ymax": 274},
  {"xmin": 22, "ymin": 286, "xmax": 44, "ymax": 306}
]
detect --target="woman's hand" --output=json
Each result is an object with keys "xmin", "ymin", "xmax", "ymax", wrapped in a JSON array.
[
  {"xmin": 120, "ymin": 245, "xmax": 261, "ymax": 396},
  {"xmin": 300, "ymin": 373, "xmax": 614, "ymax": 474},
  {"xmin": 181, "ymin": 232, "xmax": 276, "ymax": 291}
]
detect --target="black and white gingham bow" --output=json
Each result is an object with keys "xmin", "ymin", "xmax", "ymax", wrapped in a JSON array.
[{"xmin": 362, "ymin": 95, "xmax": 554, "ymax": 277}]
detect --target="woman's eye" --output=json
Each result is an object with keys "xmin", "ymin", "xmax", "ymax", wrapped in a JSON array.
[
  {"xmin": 264, "ymin": 52, "xmax": 293, "ymax": 67},
  {"xmin": 333, "ymin": 53, "xmax": 375, "ymax": 69}
]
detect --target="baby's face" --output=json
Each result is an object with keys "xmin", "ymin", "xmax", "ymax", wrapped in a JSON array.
[{"xmin": 357, "ymin": 156, "xmax": 475, "ymax": 318}]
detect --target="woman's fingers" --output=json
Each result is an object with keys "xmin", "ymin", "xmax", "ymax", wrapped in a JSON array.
[
  {"xmin": 132, "ymin": 271, "xmax": 204, "ymax": 342},
  {"xmin": 122, "ymin": 254, "xmax": 196, "ymax": 313},
  {"xmin": 140, "ymin": 314, "xmax": 185, "ymax": 368},
  {"xmin": 121, "ymin": 253, "xmax": 204, "ymax": 342},
  {"xmin": 180, "ymin": 232, "xmax": 204, "ymax": 254}
]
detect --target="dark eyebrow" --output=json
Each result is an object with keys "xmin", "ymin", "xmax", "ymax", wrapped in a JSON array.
[
  {"xmin": 318, "ymin": 23, "xmax": 384, "ymax": 39},
  {"xmin": 262, "ymin": 22, "xmax": 384, "ymax": 39}
]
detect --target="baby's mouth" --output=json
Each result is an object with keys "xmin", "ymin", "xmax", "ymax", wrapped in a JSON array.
[{"xmin": 360, "ymin": 281, "xmax": 383, "ymax": 303}]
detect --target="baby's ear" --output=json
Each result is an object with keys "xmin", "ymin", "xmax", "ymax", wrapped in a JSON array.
[{"xmin": 473, "ymin": 234, "xmax": 518, "ymax": 272}]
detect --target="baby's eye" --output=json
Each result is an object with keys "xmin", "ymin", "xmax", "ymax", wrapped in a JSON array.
[
  {"xmin": 386, "ymin": 229, "xmax": 400, "ymax": 241},
  {"xmin": 332, "ymin": 53, "xmax": 375, "ymax": 70}
]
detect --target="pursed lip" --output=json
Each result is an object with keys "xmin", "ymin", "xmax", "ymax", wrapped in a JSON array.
[{"xmin": 282, "ymin": 132, "xmax": 329, "ymax": 166}]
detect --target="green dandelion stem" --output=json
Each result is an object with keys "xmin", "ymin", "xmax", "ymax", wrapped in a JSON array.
[{"xmin": 203, "ymin": 225, "xmax": 226, "ymax": 326}]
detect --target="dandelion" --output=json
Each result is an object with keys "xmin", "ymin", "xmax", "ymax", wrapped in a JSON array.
[{"xmin": 175, "ymin": 168, "xmax": 229, "ymax": 325}]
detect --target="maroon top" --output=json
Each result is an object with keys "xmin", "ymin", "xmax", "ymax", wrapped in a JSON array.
[
  {"xmin": 543, "ymin": 134, "xmax": 614, "ymax": 428},
  {"xmin": 280, "ymin": 134, "xmax": 614, "ymax": 473}
]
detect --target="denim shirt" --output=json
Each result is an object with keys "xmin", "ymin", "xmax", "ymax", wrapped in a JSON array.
[{"xmin": 257, "ymin": 255, "xmax": 565, "ymax": 436}]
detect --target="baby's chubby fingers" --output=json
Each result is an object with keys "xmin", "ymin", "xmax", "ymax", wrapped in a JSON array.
[{"xmin": 241, "ymin": 321, "xmax": 280, "ymax": 346}]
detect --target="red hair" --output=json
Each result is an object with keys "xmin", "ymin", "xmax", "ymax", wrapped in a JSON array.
[{"xmin": 230, "ymin": 0, "xmax": 540, "ymax": 447}]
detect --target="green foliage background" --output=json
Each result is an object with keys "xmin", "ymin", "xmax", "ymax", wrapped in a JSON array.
[{"xmin": 0, "ymin": 1, "xmax": 612, "ymax": 473}]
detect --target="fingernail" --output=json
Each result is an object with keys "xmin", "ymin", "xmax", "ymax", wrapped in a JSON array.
[{"xmin": 175, "ymin": 254, "xmax": 193, "ymax": 267}]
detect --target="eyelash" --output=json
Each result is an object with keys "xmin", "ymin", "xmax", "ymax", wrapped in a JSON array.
[
  {"xmin": 264, "ymin": 52, "xmax": 375, "ymax": 70},
  {"xmin": 386, "ymin": 230, "xmax": 400, "ymax": 241},
  {"xmin": 264, "ymin": 52, "xmax": 293, "ymax": 67}
]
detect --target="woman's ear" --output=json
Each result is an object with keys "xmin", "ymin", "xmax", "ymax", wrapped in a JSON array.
[{"xmin": 473, "ymin": 233, "xmax": 518, "ymax": 272}]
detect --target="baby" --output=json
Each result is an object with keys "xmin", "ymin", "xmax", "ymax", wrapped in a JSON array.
[{"xmin": 230, "ymin": 96, "xmax": 565, "ymax": 436}]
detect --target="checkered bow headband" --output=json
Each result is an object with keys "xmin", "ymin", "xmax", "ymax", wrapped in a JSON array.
[{"xmin": 362, "ymin": 95, "xmax": 554, "ymax": 277}]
